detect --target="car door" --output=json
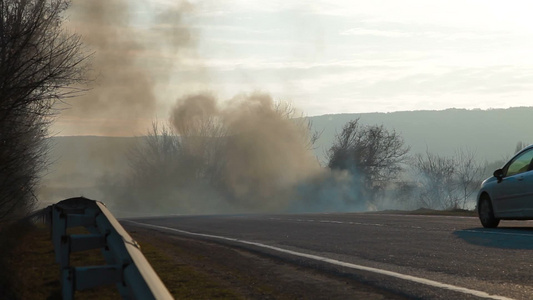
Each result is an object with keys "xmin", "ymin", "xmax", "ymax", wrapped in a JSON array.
[
  {"xmin": 493, "ymin": 148, "xmax": 533, "ymax": 216},
  {"xmin": 492, "ymin": 173, "xmax": 523, "ymax": 215},
  {"xmin": 516, "ymin": 167, "xmax": 533, "ymax": 217}
]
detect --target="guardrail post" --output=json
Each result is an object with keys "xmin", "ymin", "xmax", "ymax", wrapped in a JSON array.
[
  {"xmin": 59, "ymin": 235, "xmax": 70, "ymax": 268},
  {"xmin": 52, "ymin": 206, "xmax": 67, "ymax": 264},
  {"xmin": 62, "ymin": 268, "xmax": 75, "ymax": 300}
]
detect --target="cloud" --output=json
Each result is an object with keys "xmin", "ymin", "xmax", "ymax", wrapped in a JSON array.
[
  {"xmin": 340, "ymin": 28, "xmax": 412, "ymax": 38},
  {"xmin": 353, "ymin": 66, "xmax": 533, "ymax": 97},
  {"xmin": 54, "ymin": 0, "xmax": 533, "ymax": 135}
]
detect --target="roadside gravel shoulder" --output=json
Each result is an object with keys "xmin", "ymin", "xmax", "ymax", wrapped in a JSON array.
[{"xmin": 127, "ymin": 225, "xmax": 408, "ymax": 300}]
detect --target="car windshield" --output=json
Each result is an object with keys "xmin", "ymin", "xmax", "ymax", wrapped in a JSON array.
[{"xmin": 506, "ymin": 148, "xmax": 533, "ymax": 177}]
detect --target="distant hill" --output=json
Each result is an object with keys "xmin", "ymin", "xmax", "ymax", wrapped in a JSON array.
[
  {"xmin": 309, "ymin": 107, "xmax": 533, "ymax": 164},
  {"xmin": 38, "ymin": 107, "xmax": 533, "ymax": 205}
]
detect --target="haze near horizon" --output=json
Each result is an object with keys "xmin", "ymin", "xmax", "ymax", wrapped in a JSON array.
[{"xmin": 53, "ymin": 0, "xmax": 533, "ymax": 136}]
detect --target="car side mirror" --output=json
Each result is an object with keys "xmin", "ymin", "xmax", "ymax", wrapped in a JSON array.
[{"xmin": 493, "ymin": 169, "xmax": 504, "ymax": 183}]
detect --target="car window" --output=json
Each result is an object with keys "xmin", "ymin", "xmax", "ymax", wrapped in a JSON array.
[{"xmin": 506, "ymin": 148, "xmax": 533, "ymax": 177}]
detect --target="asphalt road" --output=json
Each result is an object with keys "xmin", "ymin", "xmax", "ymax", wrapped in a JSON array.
[{"xmin": 126, "ymin": 213, "xmax": 533, "ymax": 300}]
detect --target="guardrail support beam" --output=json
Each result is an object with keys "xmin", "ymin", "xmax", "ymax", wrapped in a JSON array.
[
  {"xmin": 67, "ymin": 213, "xmax": 97, "ymax": 228},
  {"xmin": 69, "ymin": 234, "xmax": 106, "ymax": 252},
  {"xmin": 62, "ymin": 265, "xmax": 122, "ymax": 299},
  {"xmin": 59, "ymin": 234, "xmax": 107, "ymax": 268}
]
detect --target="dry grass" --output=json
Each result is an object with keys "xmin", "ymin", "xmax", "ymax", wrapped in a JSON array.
[
  {"xmin": 131, "ymin": 234, "xmax": 240, "ymax": 299},
  {"xmin": 0, "ymin": 223, "xmax": 118, "ymax": 299},
  {"xmin": 0, "ymin": 221, "xmax": 61, "ymax": 300},
  {"xmin": 0, "ymin": 222, "xmax": 240, "ymax": 299}
]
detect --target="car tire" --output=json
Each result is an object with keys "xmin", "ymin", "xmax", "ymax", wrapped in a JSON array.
[{"xmin": 478, "ymin": 195, "xmax": 500, "ymax": 228}]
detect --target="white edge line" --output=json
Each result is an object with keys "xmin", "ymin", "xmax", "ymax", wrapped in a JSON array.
[{"xmin": 125, "ymin": 221, "xmax": 514, "ymax": 300}]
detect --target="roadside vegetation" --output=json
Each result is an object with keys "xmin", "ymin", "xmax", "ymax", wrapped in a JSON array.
[
  {"xmin": 0, "ymin": 0, "xmax": 90, "ymax": 222},
  {"xmin": 104, "ymin": 95, "xmax": 323, "ymax": 214},
  {"xmin": 326, "ymin": 122, "xmax": 529, "ymax": 211},
  {"xmin": 0, "ymin": 221, "xmax": 121, "ymax": 299},
  {"xmin": 0, "ymin": 221, "xmax": 240, "ymax": 299},
  {"xmin": 103, "ymin": 113, "xmax": 508, "ymax": 214}
]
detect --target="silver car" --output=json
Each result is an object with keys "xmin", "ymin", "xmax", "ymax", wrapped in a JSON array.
[{"xmin": 477, "ymin": 144, "xmax": 533, "ymax": 228}]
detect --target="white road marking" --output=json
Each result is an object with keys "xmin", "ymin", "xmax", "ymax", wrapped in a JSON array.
[
  {"xmin": 271, "ymin": 217, "xmax": 387, "ymax": 227},
  {"xmin": 272, "ymin": 217, "xmax": 533, "ymax": 237},
  {"xmin": 127, "ymin": 221, "xmax": 514, "ymax": 300}
]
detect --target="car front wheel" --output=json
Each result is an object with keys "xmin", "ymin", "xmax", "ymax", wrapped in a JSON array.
[{"xmin": 478, "ymin": 195, "xmax": 500, "ymax": 228}]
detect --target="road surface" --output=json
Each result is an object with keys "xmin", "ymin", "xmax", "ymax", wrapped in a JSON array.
[{"xmin": 125, "ymin": 213, "xmax": 533, "ymax": 299}]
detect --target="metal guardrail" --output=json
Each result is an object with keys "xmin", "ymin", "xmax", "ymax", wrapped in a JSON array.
[{"xmin": 47, "ymin": 197, "xmax": 173, "ymax": 300}]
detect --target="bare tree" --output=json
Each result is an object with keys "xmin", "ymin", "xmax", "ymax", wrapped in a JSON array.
[
  {"xmin": 327, "ymin": 119, "xmax": 410, "ymax": 203},
  {"xmin": 455, "ymin": 148, "xmax": 485, "ymax": 209},
  {"xmin": 515, "ymin": 141, "xmax": 528, "ymax": 154},
  {"xmin": 0, "ymin": 0, "xmax": 89, "ymax": 220},
  {"xmin": 413, "ymin": 150, "xmax": 457, "ymax": 209},
  {"xmin": 413, "ymin": 148, "xmax": 485, "ymax": 210},
  {"xmin": 112, "ymin": 96, "xmax": 323, "ymax": 213},
  {"xmin": 274, "ymin": 102, "xmax": 321, "ymax": 152}
]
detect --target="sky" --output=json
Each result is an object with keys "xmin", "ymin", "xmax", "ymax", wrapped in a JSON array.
[{"xmin": 53, "ymin": 0, "xmax": 533, "ymax": 136}]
